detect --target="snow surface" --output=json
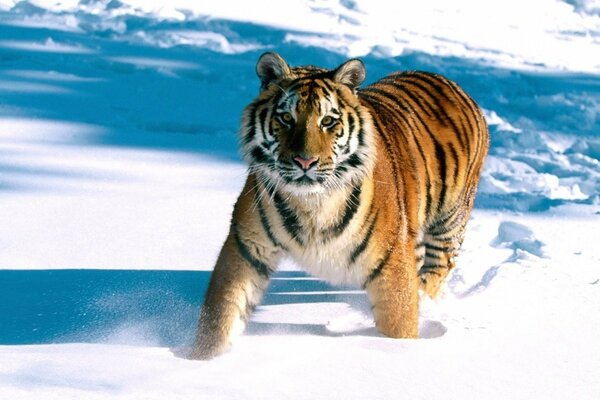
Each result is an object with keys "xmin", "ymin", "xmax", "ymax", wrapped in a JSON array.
[{"xmin": 0, "ymin": 1, "xmax": 599, "ymax": 399}]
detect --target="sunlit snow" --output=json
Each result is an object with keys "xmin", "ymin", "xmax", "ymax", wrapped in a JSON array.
[{"xmin": 0, "ymin": 1, "xmax": 598, "ymax": 399}]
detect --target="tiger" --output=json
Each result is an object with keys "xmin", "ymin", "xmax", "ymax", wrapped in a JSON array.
[{"xmin": 190, "ymin": 52, "xmax": 489, "ymax": 359}]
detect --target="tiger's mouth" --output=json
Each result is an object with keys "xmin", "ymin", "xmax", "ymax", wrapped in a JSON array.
[
  {"xmin": 280, "ymin": 171, "xmax": 323, "ymax": 185},
  {"xmin": 279, "ymin": 163, "xmax": 328, "ymax": 183},
  {"xmin": 292, "ymin": 175, "xmax": 316, "ymax": 184},
  {"xmin": 273, "ymin": 163, "xmax": 331, "ymax": 193}
]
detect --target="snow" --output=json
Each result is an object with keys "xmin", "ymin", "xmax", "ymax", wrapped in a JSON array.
[{"xmin": 0, "ymin": 0, "xmax": 599, "ymax": 399}]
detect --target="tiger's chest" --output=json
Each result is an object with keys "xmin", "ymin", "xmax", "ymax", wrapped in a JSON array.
[{"xmin": 264, "ymin": 185, "xmax": 374, "ymax": 286}]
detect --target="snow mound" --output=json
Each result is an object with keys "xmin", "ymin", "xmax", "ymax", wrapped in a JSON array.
[
  {"xmin": 492, "ymin": 221, "xmax": 546, "ymax": 258},
  {"xmin": 479, "ymin": 156, "xmax": 589, "ymax": 209}
]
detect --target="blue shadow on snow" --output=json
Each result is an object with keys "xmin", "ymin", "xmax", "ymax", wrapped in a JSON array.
[{"xmin": 0, "ymin": 269, "xmax": 367, "ymax": 347}]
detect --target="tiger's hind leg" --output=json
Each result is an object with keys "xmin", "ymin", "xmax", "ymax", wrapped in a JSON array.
[{"xmin": 418, "ymin": 205, "xmax": 470, "ymax": 298}]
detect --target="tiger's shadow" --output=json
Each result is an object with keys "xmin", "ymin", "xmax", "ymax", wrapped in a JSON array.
[
  {"xmin": 246, "ymin": 270, "xmax": 380, "ymax": 338},
  {"xmin": 245, "ymin": 322, "xmax": 380, "ymax": 337},
  {"xmin": 248, "ymin": 272, "xmax": 447, "ymax": 339}
]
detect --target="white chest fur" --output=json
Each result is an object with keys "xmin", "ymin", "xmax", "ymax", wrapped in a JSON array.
[{"xmin": 264, "ymin": 183, "xmax": 373, "ymax": 287}]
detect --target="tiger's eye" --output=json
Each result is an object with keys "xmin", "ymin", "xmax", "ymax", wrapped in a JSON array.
[
  {"xmin": 321, "ymin": 116, "xmax": 336, "ymax": 128},
  {"xmin": 280, "ymin": 112, "xmax": 293, "ymax": 123}
]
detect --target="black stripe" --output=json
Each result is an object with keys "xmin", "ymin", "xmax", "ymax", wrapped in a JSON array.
[
  {"xmin": 425, "ymin": 251, "xmax": 442, "ymax": 259},
  {"xmin": 250, "ymin": 146, "xmax": 270, "ymax": 164},
  {"xmin": 380, "ymin": 79, "xmax": 436, "ymax": 119},
  {"xmin": 319, "ymin": 78, "xmax": 335, "ymax": 93},
  {"xmin": 258, "ymin": 108, "xmax": 269, "ymax": 141},
  {"xmin": 349, "ymin": 209, "xmax": 378, "ymax": 264},
  {"xmin": 413, "ymin": 74, "xmax": 485, "ymax": 187},
  {"xmin": 429, "ymin": 232, "xmax": 460, "ymax": 242},
  {"xmin": 359, "ymin": 96, "xmax": 405, "ymax": 217},
  {"xmin": 400, "ymin": 78, "xmax": 454, "ymax": 131},
  {"xmin": 425, "ymin": 243, "xmax": 453, "ymax": 253},
  {"xmin": 435, "ymin": 140, "xmax": 448, "ymax": 213},
  {"xmin": 447, "ymin": 141, "xmax": 460, "ymax": 184},
  {"xmin": 244, "ymin": 105, "xmax": 258, "ymax": 145},
  {"xmin": 286, "ymin": 79, "xmax": 306, "ymax": 93},
  {"xmin": 344, "ymin": 153, "xmax": 363, "ymax": 168},
  {"xmin": 374, "ymin": 79, "xmax": 445, "ymax": 219},
  {"xmin": 428, "ymin": 200, "xmax": 463, "ymax": 231},
  {"xmin": 233, "ymin": 225, "xmax": 272, "ymax": 279},
  {"xmin": 407, "ymin": 73, "xmax": 463, "ymax": 135},
  {"xmin": 256, "ymin": 192, "xmax": 286, "ymax": 250},
  {"xmin": 413, "ymin": 136, "xmax": 432, "ymax": 218},
  {"xmin": 363, "ymin": 249, "xmax": 392, "ymax": 289},
  {"xmin": 335, "ymin": 87, "xmax": 350, "ymax": 108},
  {"xmin": 406, "ymin": 74, "xmax": 473, "ymax": 187},
  {"xmin": 356, "ymin": 114, "xmax": 366, "ymax": 146},
  {"xmin": 361, "ymin": 88, "xmax": 413, "ymax": 126},
  {"xmin": 324, "ymin": 184, "xmax": 362, "ymax": 237},
  {"xmin": 438, "ymin": 78, "xmax": 470, "ymax": 153},
  {"xmin": 443, "ymin": 78, "xmax": 479, "ymax": 155},
  {"xmin": 244, "ymin": 98, "xmax": 270, "ymax": 145},
  {"xmin": 456, "ymin": 85, "xmax": 486, "ymax": 180},
  {"xmin": 361, "ymin": 88, "xmax": 433, "ymax": 216},
  {"xmin": 363, "ymin": 90, "xmax": 421, "ymax": 209},
  {"xmin": 429, "ymin": 213, "xmax": 466, "ymax": 236},
  {"xmin": 428, "ymin": 199, "xmax": 467, "ymax": 236},
  {"xmin": 421, "ymin": 263, "xmax": 447, "ymax": 269},
  {"xmin": 272, "ymin": 191, "xmax": 304, "ymax": 245},
  {"xmin": 347, "ymin": 113, "xmax": 356, "ymax": 144},
  {"xmin": 419, "ymin": 266, "xmax": 443, "ymax": 276}
]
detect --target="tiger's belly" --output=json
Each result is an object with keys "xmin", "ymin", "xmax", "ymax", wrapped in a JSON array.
[{"xmin": 286, "ymin": 238, "xmax": 369, "ymax": 287}]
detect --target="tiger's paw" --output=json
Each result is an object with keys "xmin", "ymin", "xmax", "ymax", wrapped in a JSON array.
[
  {"xmin": 375, "ymin": 319, "xmax": 419, "ymax": 339},
  {"xmin": 188, "ymin": 335, "xmax": 230, "ymax": 360},
  {"xmin": 419, "ymin": 272, "xmax": 444, "ymax": 299}
]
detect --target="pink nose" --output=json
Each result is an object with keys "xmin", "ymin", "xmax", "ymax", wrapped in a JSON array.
[{"xmin": 293, "ymin": 155, "xmax": 319, "ymax": 170}]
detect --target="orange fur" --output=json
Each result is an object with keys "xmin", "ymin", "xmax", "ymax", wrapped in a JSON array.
[{"xmin": 191, "ymin": 53, "xmax": 489, "ymax": 359}]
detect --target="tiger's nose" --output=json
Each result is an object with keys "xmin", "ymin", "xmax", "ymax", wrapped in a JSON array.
[{"xmin": 293, "ymin": 154, "xmax": 319, "ymax": 170}]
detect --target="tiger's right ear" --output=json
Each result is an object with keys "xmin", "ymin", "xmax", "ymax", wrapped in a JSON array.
[
  {"xmin": 333, "ymin": 59, "xmax": 366, "ymax": 91},
  {"xmin": 256, "ymin": 52, "xmax": 291, "ymax": 90}
]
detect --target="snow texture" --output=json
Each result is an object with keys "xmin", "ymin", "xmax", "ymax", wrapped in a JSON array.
[{"xmin": 0, "ymin": 1, "xmax": 599, "ymax": 399}]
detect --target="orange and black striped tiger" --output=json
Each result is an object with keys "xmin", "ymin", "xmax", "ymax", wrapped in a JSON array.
[{"xmin": 191, "ymin": 52, "xmax": 489, "ymax": 359}]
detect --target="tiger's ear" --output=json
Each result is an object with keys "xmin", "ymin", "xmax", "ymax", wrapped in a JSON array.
[
  {"xmin": 333, "ymin": 59, "xmax": 366, "ymax": 90},
  {"xmin": 256, "ymin": 52, "xmax": 291, "ymax": 90}
]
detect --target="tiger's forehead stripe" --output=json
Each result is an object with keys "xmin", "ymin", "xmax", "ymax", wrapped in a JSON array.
[{"xmin": 278, "ymin": 79, "xmax": 341, "ymax": 117}]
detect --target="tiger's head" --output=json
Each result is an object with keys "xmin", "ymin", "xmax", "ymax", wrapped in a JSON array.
[{"xmin": 241, "ymin": 52, "xmax": 375, "ymax": 196}]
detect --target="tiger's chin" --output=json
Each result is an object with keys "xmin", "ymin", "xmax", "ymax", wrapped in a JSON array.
[
  {"xmin": 282, "ymin": 180, "xmax": 327, "ymax": 196},
  {"xmin": 259, "ymin": 172, "xmax": 328, "ymax": 197},
  {"xmin": 271, "ymin": 174, "xmax": 323, "ymax": 196}
]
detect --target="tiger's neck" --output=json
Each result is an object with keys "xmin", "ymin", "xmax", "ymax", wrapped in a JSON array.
[
  {"xmin": 286, "ymin": 183, "xmax": 359, "ymax": 224},
  {"xmin": 258, "ymin": 174, "xmax": 374, "ymax": 247}
]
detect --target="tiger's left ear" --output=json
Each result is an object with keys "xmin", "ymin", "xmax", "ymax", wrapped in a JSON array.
[{"xmin": 333, "ymin": 59, "xmax": 366, "ymax": 90}]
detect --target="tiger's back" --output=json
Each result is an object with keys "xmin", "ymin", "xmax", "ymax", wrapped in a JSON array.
[
  {"xmin": 191, "ymin": 54, "xmax": 489, "ymax": 359},
  {"xmin": 360, "ymin": 71, "xmax": 489, "ymax": 296}
]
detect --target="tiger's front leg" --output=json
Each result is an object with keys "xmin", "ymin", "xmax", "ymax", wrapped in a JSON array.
[
  {"xmin": 364, "ymin": 248, "xmax": 420, "ymax": 338},
  {"xmin": 190, "ymin": 228, "xmax": 277, "ymax": 360}
]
